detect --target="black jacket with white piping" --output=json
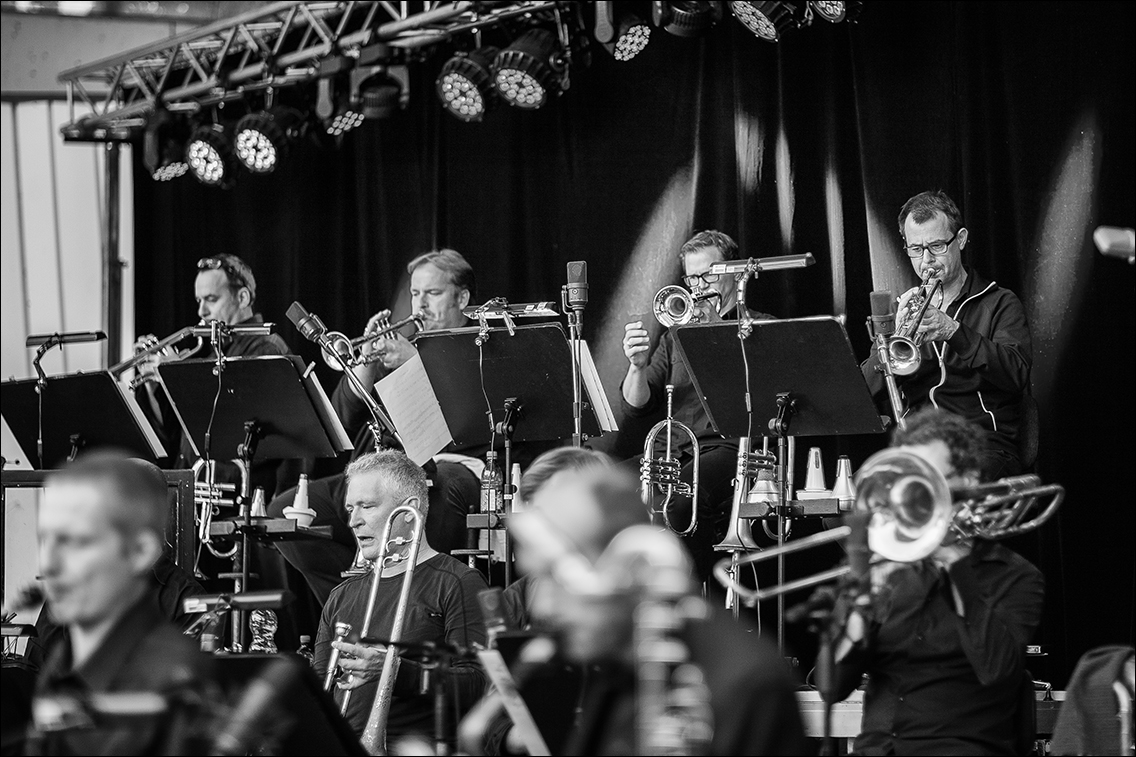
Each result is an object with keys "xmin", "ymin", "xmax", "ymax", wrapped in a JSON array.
[{"xmin": 862, "ymin": 267, "xmax": 1033, "ymax": 463}]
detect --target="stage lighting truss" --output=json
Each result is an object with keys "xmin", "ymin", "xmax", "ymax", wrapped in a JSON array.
[
  {"xmin": 186, "ymin": 123, "xmax": 236, "ymax": 187},
  {"xmin": 595, "ymin": 2, "xmax": 652, "ymax": 61},
  {"xmin": 437, "ymin": 47, "xmax": 499, "ymax": 122},
  {"xmin": 652, "ymin": 1, "xmax": 724, "ymax": 38},
  {"xmin": 494, "ymin": 28, "xmax": 565, "ymax": 110},
  {"xmin": 730, "ymin": 1, "xmax": 800, "ymax": 42}
]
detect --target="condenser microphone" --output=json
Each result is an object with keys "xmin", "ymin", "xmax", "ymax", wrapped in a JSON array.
[
  {"xmin": 25, "ymin": 330, "xmax": 107, "ymax": 348},
  {"xmin": 1093, "ymin": 226, "xmax": 1135, "ymax": 263},
  {"xmin": 566, "ymin": 261, "xmax": 588, "ymax": 310},
  {"xmin": 868, "ymin": 291, "xmax": 895, "ymax": 338},
  {"xmin": 285, "ymin": 301, "xmax": 327, "ymax": 343}
]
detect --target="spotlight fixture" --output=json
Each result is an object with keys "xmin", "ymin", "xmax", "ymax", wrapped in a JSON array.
[
  {"xmin": 316, "ymin": 76, "xmax": 365, "ymax": 137},
  {"xmin": 596, "ymin": 2, "xmax": 652, "ymax": 61},
  {"xmin": 142, "ymin": 108, "xmax": 189, "ymax": 182},
  {"xmin": 357, "ymin": 69, "xmax": 408, "ymax": 121},
  {"xmin": 651, "ymin": 1, "xmax": 723, "ymax": 38},
  {"xmin": 186, "ymin": 123, "xmax": 236, "ymax": 187},
  {"xmin": 808, "ymin": 0, "xmax": 862, "ymax": 23},
  {"xmin": 494, "ymin": 29, "xmax": 563, "ymax": 110},
  {"xmin": 436, "ymin": 47, "xmax": 499, "ymax": 122},
  {"xmin": 234, "ymin": 106, "xmax": 305, "ymax": 174},
  {"xmin": 730, "ymin": 1, "xmax": 799, "ymax": 41}
]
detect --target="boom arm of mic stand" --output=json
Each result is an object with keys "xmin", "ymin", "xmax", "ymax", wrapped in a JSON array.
[{"xmin": 330, "ymin": 347, "xmax": 402, "ymax": 449}]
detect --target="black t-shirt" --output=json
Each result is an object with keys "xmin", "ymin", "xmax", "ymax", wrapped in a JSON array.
[{"xmin": 314, "ymin": 553, "xmax": 488, "ymax": 739}]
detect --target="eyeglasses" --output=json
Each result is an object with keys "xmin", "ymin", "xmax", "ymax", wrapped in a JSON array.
[
  {"xmin": 682, "ymin": 271, "xmax": 722, "ymax": 288},
  {"xmin": 903, "ymin": 230, "xmax": 959, "ymax": 259},
  {"xmin": 197, "ymin": 257, "xmax": 248, "ymax": 289}
]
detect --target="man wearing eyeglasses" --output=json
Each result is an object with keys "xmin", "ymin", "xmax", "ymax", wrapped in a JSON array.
[
  {"xmin": 861, "ymin": 191, "xmax": 1033, "ymax": 479},
  {"xmin": 620, "ymin": 230, "xmax": 775, "ymax": 582}
]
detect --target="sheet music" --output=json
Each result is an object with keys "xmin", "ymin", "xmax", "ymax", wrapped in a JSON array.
[
  {"xmin": 572, "ymin": 340, "xmax": 618, "ymax": 432},
  {"xmin": 376, "ymin": 353, "xmax": 453, "ymax": 466},
  {"xmin": 113, "ymin": 377, "xmax": 167, "ymax": 459}
]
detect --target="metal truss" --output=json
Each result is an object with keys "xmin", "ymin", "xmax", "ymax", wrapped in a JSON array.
[{"xmin": 58, "ymin": 0, "xmax": 562, "ymax": 141}]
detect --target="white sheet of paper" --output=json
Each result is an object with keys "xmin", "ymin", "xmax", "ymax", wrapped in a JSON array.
[
  {"xmin": 375, "ymin": 352, "xmax": 452, "ymax": 466},
  {"xmin": 572, "ymin": 339, "xmax": 618, "ymax": 432}
]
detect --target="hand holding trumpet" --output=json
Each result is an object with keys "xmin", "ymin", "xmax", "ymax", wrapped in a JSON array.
[
  {"xmin": 362, "ymin": 309, "xmax": 417, "ymax": 372},
  {"xmin": 896, "ymin": 287, "xmax": 959, "ymax": 345}
]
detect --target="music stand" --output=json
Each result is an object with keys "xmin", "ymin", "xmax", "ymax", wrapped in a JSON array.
[
  {"xmin": 672, "ymin": 316, "xmax": 884, "ymax": 650},
  {"xmin": 415, "ymin": 323, "xmax": 604, "ymax": 583},
  {"xmin": 157, "ymin": 354, "xmax": 351, "ymax": 650},
  {"xmin": 1, "ymin": 373, "xmax": 165, "ymax": 468}
]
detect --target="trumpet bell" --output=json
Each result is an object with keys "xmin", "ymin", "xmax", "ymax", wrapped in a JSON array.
[
  {"xmin": 887, "ymin": 336, "xmax": 921, "ymax": 376},
  {"xmin": 854, "ymin": 449, "xmax": 953, "ymax": 562},
  {"xmin": 651, "ymin": 285, "xmax": 715, "ymax": 328}
]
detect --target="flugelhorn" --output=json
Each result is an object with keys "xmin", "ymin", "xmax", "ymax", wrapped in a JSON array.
[
  {"xmin": 713, "ymin": 448, "xmax": 1065, "ymax": 605},
  {"xmin": 641, "ymin": 384, "xmax": 700, "ymax": 536},
  {"xmin": 321, "ymin": 312, "xmax": 425, "ymax": 371},
  {"xmin": 112, "ymin": 325, "xmax": 205, "ymax": 389},
  {"xmin": 652, "ymin": 285, "xmax": 716, "ymax": 327},
  {"xmin": 888, "ymin": 271, "xmax": 943, "ymax": 376}
]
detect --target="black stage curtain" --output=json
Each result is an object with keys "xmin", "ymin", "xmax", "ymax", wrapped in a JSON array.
[{"xmin": 133, "ymin": 1, "xmax": 1134, "ymax": 684}]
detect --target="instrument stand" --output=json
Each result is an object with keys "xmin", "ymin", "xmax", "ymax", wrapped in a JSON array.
[
  {"xmin": 159, "ymin": 355, "xmax": 350, "ymax": 650},
  {"xmin": 672, "ymin": 317, "xmax": 885, "ymax": 653}
]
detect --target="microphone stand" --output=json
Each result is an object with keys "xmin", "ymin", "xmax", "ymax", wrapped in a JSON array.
[
  {"xmin": 31, "ymin": 336, "xmax": 58, "ymax": 468},
  {"xmin": 495, "ymin": 399, "xmax": 522, "ymax": 586},
  {"xmin": 561, "ymin": 288, "xmax": 585, "ymax": 448}
]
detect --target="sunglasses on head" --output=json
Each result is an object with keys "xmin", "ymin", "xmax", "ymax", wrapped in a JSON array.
[{"xmin": 197, "ymin": 257, "xmax": 248, "ymax": 290}]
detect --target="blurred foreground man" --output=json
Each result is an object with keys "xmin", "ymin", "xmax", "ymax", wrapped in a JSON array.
[
  {"xmin": 506, "ymin": 467, "xmax": 808, "ymax": 755},
  {"xmin": 30, "ymin": 451, "xmax": 213, "ymax": 756}
]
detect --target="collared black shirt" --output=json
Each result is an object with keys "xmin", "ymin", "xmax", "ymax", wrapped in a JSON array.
[
  {"xmin": 29, "ymin": 593, "xmax": 214, "ymax": 756},
  {"xmin": 833, "ymin": 541, "xmax": 1044, "ymax": 755}
]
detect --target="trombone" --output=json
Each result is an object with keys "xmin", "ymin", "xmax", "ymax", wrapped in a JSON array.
[
  {"xmin": 321, "ymin": 312, "xmax": 425, "ymax": 371},
  {"xmin": 714, "ymin": 448, "xmax": 1065, "ymax": 605},
  {"xmin": 324, "ymin": 504, "xmax": 425, "ymax": 756},
  {"xmin": 640, "ymin": 384, "xmax": 700, "ymax": 536}
]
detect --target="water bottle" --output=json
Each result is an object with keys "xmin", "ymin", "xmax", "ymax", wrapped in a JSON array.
[
  {"xmin": 297, "ymin": 634, "xmax": 315, "ymax": 668},
  {"xmin": 481, "ymin": 451, "xmax": 502, "ymax": 514}
]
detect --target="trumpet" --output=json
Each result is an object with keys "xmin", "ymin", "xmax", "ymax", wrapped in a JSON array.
[
  {"xmin": 714, "ymin": 448, "xmax": 1065, "ymax": 605},
  {"xmin": 321, "ymin": 312, "xmax": 425, "ymax": 371},
  {"xmin": 888, "ymin": 271, "xmax": 943, "ymax": 376},
  {"xmin": 641, "ymin": 384, "xmax": 700, "ymax": 536},
  {"xmin": 334, "ymin": 504, "xmax": 425, "ymax": 756},
  {"xmin": 652, "ymin": 285, "xmax": 717, "ymax": 327},
  {"xmin": 112, "ymin": 325, "xmax": 205, "ymax": 389}
]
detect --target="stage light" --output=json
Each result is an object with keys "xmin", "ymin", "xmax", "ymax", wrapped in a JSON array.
[
  {"xmin": 808, "ymin": 0, "xmax": 862, "ymax": 23},
  {"xmin": 730, "ymin": 1, "xmax": 799, "ymax": 41},
  {"xmin": 358, "ymin": 73, "xmax": 404, "ymax": 120},
  {"xmin": 596, "ymin": 2, "xmax": 652, "ymax": 60},
  {"xmin": 142, "ymin": 108, "xmax": 189, "ymax": 182},
  {"xmin": 652, "ymin": 1, "xmax": 723, "ymax": 38},
  {"xmin": 316, "ymin": 75, "xmax": 365, "ymax": 137},
  {"xmin": 436, "ymin": 47, "xmax": 499, "ymax": 122},
  {"xmin": 234, "ymin": 106, "xmax": 304, "ymax": 174},
  {"xmin": 493, "ymin": 29, "xmax": 563, "ymax": 110},
  {"xmin": 186, "ymin": 123, "xmax": 236, "ymax": 187}
]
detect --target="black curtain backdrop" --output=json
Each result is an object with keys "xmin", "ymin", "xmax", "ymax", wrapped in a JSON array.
[{"xmin": 133, "ymin": 1, "xmax": 1135, "ymax": 685}]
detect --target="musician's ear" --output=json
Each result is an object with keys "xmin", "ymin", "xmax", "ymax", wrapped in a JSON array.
[
  {"xmin": 957, "ymin": 227, "xmax": 968, "ymax": 251},
  {"xmin": 458, "ymin": 288, "xmax": 470, "ymax": 310}
]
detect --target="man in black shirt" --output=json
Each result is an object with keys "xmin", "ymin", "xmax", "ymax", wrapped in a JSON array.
[
  {"xmin": 621, "ymin": 230, "xmax": 775, "ymax": 581},
  {"xmin": 314, "ymin": 449, "xmax": 488, "ymax": 745},
  {"xmin": 29, "ymin": 451, "xmax": 214, "ymax": 756},
  {"xmin": 832, "ymin": 408, "xmax": 1045, "ymax": 755}
]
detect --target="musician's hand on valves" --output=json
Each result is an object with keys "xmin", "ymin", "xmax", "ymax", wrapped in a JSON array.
[
  {"xmin": 623, "ymin": 321, "xmax": 651, "ymax": 369},
  {"xmin": 371, "ymin": 333, "xmax": 416, "ymax": 371},
  {"xmin": 131, "ymin": 334, "xmax": 163, "ymax": 380},
  {"xmin": 914, "ymin": 304, "xmax": 960, "ymax": 344},
  {"xmin": 331, "ymin": 639, "xmax": 388, "ymax": 690}
]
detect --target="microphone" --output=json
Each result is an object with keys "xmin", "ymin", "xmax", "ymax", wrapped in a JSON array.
[
  {"xmin": 25, "ymin": 330, "xmax": 107, "ymax": 348},
  {"xmin": 285, "ymin": 301, "xmax": 327, "ymax": 343},
  {"xmin": 566, "ymin": 261, "xmax": 588, "ymax": 310},
  {"xmin": 868, "ymin": 291, "xmax": 895, "ymax": 338},
  {"xmin": 1093, "ymin": 226, "xmax": 1135, "ymax": 263},
  {"xmin": 476, "ymin": 587, "xmax": 514, "ymax": 644}
]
